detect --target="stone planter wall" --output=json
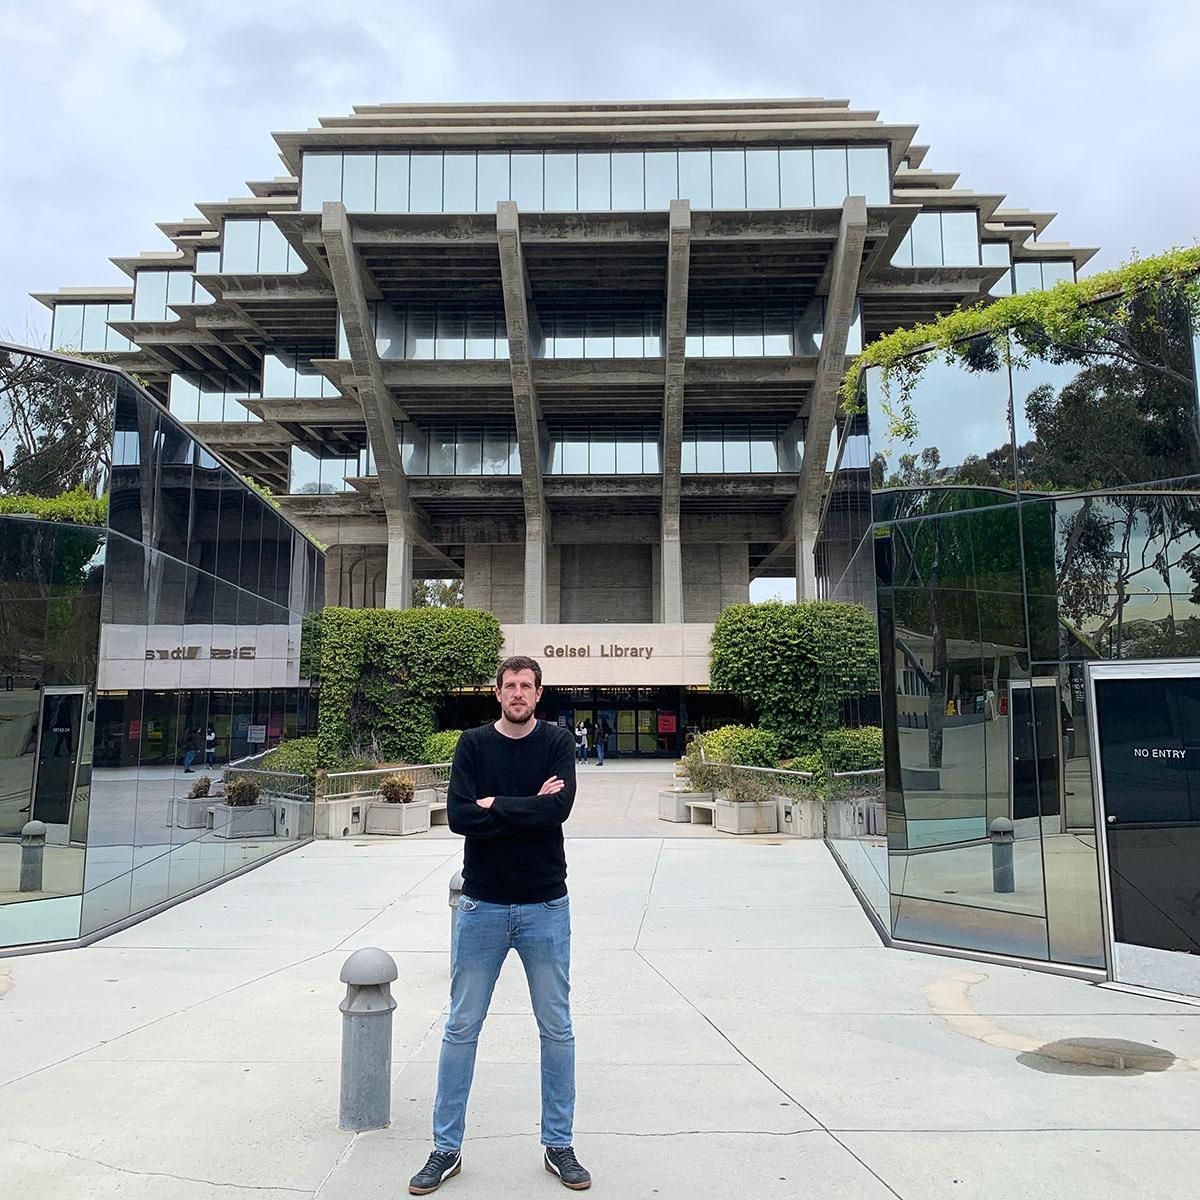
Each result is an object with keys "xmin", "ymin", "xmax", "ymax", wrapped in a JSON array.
[
  {"xmin": 775, "ymin": 795, "xmax": 824, "ymax": 838},
  {"xmin": 714, "ymin": 797, "xmax": 778, "ymax": 835},
  {"xmin": 314, "ymin": 796, "xmax": 367, "ymax": 839},
  {"xmin": 658, "ymin": 789, "xmax": 713, "ymax": 823},
  {"xmin": 273, "ymin": 796, "xmax": 314, "ymax": 840},
  {"xmin": 365, "ymin": 800, "xmax": 432, "ymax": 836},
  {"xmin": 170, "ymin": 794, "xmax": 221, "ymax": 830},
  {"xmin": 211, "ymin": 803, "xmax": 276, "ymax": 840}
]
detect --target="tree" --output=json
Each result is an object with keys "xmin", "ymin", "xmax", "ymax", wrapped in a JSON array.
[{"xmin": 412, "ymin": 578, "xmax": 465, "ymax": 608}]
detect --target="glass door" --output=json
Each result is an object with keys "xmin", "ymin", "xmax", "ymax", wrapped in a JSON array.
[
  {"xmin": 1087, "ymin": 661, "xmax": 1200, "ymax": 1000},
  {"xmin": 31, "ymin": 687, "xmax": 88, "ymax": 833},
  {"xmin": 1008, "ymin": 678, "xmax": 1063, "ymax": 828}
]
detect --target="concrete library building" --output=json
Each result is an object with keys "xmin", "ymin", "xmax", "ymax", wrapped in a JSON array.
[{"xmin": 36, "ymin": 98, "xmax": 1091, "ymax": 753}]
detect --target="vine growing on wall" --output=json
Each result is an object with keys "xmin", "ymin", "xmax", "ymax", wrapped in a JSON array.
[
  {"xmin": 839, "ymin": 245, "xmax": 1200, "ymax": 439},
  {"xmin": 318, "ymin": 606, "xmax": 503, "ymax": 766}
]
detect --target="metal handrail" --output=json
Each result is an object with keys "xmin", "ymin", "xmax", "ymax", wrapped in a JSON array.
[{"xmin": 322, "ymin": 762, "xmax": 452, "ymax": 801}]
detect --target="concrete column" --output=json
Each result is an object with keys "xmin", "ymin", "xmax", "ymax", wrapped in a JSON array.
[
  {"xmin": 385, "ymin": 516, "xmax": 414, "ymax": 612},
  {"xmin": 793, "ymin": 196, "xmax": 869, "ymax": 600},
  {"xmin": 661, "ymin": 199, "xmax": 691, "ymax": 624},
  {"xmin": 496, "ymin": 201, "xmax": 551, "ymax": 624}
]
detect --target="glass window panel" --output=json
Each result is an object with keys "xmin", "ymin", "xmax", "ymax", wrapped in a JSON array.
[
  {"xmin": 256, "ymin": 221, "xmax": 291, "ymax": 273},
  {"xmin": 940, "ymin": 211, "xmax": 980, "ymax": 266},
  {"xmin": 847, "ymin": 146, "xmax": 891, "ymax": 204},
  {"xmin": 814, "ymin": 147, "xmax": 848, "ymax": 206},
  {"xmin": 589, "ymin": 431, "xmax": 616, "ymax": 474},
  {"xmin": 579, "ymin": 153, "xmax": 611, "ymax": 210},
  {"xmin": 134, "ymin": 271, "xmax": 168, "ymax": 321},
  {"xmin": 892, "ymin": 226, "xmax": 915, "ymax": 268},
  {"xmin": 678, "ymin": 150, "xmax": 712, "ymax": 209},
  {"xmin": 198, "ymin": 377, "xmax": 224, "ymax": 421},
  {"xmin": 644, "ymin": 151, "xmax": 678, "ymax": 209},
  {"xmin": 980, "ymin": 242, "xmax": 1012, "ymax": 267},
  {"xmin": 703, "ymin": 306, "xmax": 733, "ymax": 357},
  {"xmin": 294, "ymin": 360, "xmax": 324, "ymax": 397},
  {"xmin": 560, "ymin": 437, "xmax": 588, "ymax": 474},
  {"xmin": 455, "ymin": 427, "xmax": 482, "ymax": 475},
  {"xmin": 442, "ymin": 154, "xmax": 477, "ymax": 213},
  {"xmin": 614, "ymin": 309, "xmax": 645, "ymax": 358},
  {"xmin": 746, "ymin": 149, "xmax": 780, "ymax": 208},
  {"xmin": 300, "ymin": 153, "xmax": 342, "ymax": 211},
  {"xmin": 402, "ymin": 423, "xmax": 429, "ymax": 474},
  {"xmin": 615, "ymin": 434, "xmax": 643, "ymax": 474},
  {"xmin": 584, "ymin": 310, "xmax": 614, "ymax": 358},
  {"xmin": 263, "ymin": 353, "xmax": 293, "ymax": 397},
  {"xmin": 476, "ymin": 154, "xmax": 509, "ymax": 211},
  {"xmin": 435, "ymin": 305, "xmax": 466, "ymax": 360},
  {"xmin": 82, "ymin": 303, "xmax": 109, "ymax": 349},
  {"xmin": 169, "ymin": 374, "xmax": 201, "ymax": 422},
  {"xmin": 510, "ymin": 154, "xmax": 543, "ymax": 210},
  {"xmin": 712, "ymin": 149, "xmax": 746, "ymax": 208},
  {"xmin": 1013, "ymin": 262, "xmax": 1043, "ymax": 293},
  {"xmin": 165, "ymin": 270, "xmax": 192, "ymax": 308},
  {"xmin": 409, "ymin": 154, "xmax": 443, "ymax": 212},
  {"xmin": 465, "ymin": 307, "xmax": 495, "ymax": 359},
  {"xmin": 796, "ymin": 297, "xmax": 824, "ymax": 355},
  {"xmin": 733, "ymin": 305, "xmax": 764, "ymax": 356},
  {"xmin": 376, "ymin": 154, "xmax": 410, "ymax": 212},
  {"xmin": 681, "ymin": 430, "xmax": 698, "ymax": 474},
  {"xmin": 337, "ymin": 313, "xmax": 349, "ymax": 358},
  {"xmin": 375, "ymin": 302, "xmax": 406, "ymax": 360},
  {"xmin": 611, "ymin": 152, "xmax": 645, "ymax": 210},
  {"xmin": 105, "ymin": 304, "xmax": 133, "ymax": 350},
  {"xmin": 341, "ymin": 154, "xmax": 377, "ymax": 211},
  {"xmin": 428, "ymin": 427, "xmax": 455, "ymax": 474},
  {"xmin": 221, "ymin": 221, "xmax": 260, "ymax": 273},
  {"xmin": 555, "ymin": 312, "xmax": 583, "ymax": 358},
  {"xmin": 750, "ymin": 431, "xmax": 779, "ymax": 472},
  {"xmin": 780, "ymin": 148, "xmax": 815, "ymax": 207},
  {"xmin": 643, "ymin": 309, "xmax": 663, "ymax": 357},
  {"xmin": 685, "ymin": 308, "xmax": 703, "ymax": 357},
  {"xmin": 695, "ymin": 428, "xmax": 723, "ymax": 472},
  {"xmin": 52, "ymin": 304, "xmax": 85, "ymax": 349},
  {"xmin": 406, "ymin": 305, "xmax": 436, "ymax": 359},
  {"xmin": 544, "ymin": 153, "xmax": 577, "ymax": 211},
  {"xmin": 643, "ymin": 436, "xmax": 661, "ymax": 473},
  {"xmin": 763, "ymin": 303, "xmax": 792, "ymax": 356},
  {"xmin": 290, "ymin": 445, "xmax": 322, "ymax": 494},
  {"xmin": 847, "ymin": 299, "xmax": 863, "ymax": 355},
  {"xmin": 724, "ymin": 427, "xmax": 751, "ymax": 472},
  {"xmin": 910, "ymin": 212, "xmax": 944, "ymax": 265},
  {"xmin": 482, "ymin": 430, "xmax": 512, "ymax": 474},
  {"xmin": 1041, "ymin": 260, "xmax": 1075, "ymax": 287}
]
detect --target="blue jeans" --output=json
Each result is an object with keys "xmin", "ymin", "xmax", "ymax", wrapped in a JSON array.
[
  {"xmin": 596, "ymin": 737, "xmax": 606, "ymax": 764},
  {"xmin": 434, "ymin": 895, "xmax": 574, "ymax": 1150}
]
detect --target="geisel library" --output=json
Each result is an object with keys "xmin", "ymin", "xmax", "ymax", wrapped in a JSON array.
[{"xmin": 35, "ymin": 98, "xmax": 1090, "ymax": 753}]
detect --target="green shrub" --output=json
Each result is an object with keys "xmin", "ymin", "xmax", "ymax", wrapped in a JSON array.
[
  {"xmin": 710, "ymin": 601, "xmax": 879, "ymax": 756},
  {"xmin": 0, "ymin": 487, "xmax": 107, "ymax": 525},
  {"xmin": 186, "ymin": 775, "xmax": 212, "ymax": 799},
  {"xmin": 422, "ymin": 729, "xmax": 462, "ymax": 764},
  {"xmin": 820, "ymin": 726, "xmax": 884, "ymax": 773},
  {"xmin": 223, "ymin": 777, "xmax": 260, "ymax": 807},
  {"xmin": 702, "ymin": 724, "xmax": 780, "ymax": 768},
  {"xmin": 261, "ymin": 737, "xmax": 319, "ymax": 777},
  {"xmin": 378, "ymin": 772, "xmax": 416, "ymax": 804},
  {"xmin": 785, "ymin": 751, "xmax": 826, "ymax": 780}
]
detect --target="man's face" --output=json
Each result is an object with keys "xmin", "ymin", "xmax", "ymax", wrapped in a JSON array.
[{"xmin": 495, "ymin": 668, "xmax": 542, "ymax": 724}]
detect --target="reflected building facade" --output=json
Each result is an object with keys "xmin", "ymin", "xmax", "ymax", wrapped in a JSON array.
[
  {"xmin": 819, "ymin": 282, "xmax": 1200, "ymax": 970},
  {"xmin": 0, "ymin": 345, "xmax": 322, "ymax": 953}
]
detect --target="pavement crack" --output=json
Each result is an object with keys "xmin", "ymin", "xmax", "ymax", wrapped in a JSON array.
[{"xmin": 6, "ymin": 1136, "xmax": 312, "ymax": 1192}]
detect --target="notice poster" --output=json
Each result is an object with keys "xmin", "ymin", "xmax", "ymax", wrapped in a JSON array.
[
  {"xmin": 247, "ymin": 724, "xmax": 267, "ymax": 745},
  {"xmin": 658, "ymin": 711, "xmax": 677, "ymax": 734}
]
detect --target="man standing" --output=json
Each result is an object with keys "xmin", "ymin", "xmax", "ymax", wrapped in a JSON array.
[{"xmin": 409, "ymin": 655, "xmax": 591, "ymax": 1194}]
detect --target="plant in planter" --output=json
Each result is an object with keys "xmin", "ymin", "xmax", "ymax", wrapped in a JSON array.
[
  {"xmin": 188, "ymin": 775, "xmax": 213, "ymax": 799},
  {"xmin": 659, "ymin": 741, "xmax": 719, "ymax": 823},
  {"xmin": 212, "ymin": 776, "xmax": 275, "ymax": 839},
  {"xmin": 171, "ymin": 774, "xmax": 220, "ymax": 829},
  {"xmin": 366, "ymin": 771, "xmax": 430, "ymax": 835}
]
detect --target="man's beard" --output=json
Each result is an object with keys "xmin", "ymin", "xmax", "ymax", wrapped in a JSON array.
[{"xmin": 501, "ymin": 703, "xmax": 535, "ymax": 725}]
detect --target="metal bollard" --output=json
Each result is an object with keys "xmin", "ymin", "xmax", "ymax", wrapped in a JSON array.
[
  {"xmin": 338, "ymin": 947, "xmax": 398, "ymax": 1132},
  {"xmin": 19, "ymin": 821, "xmax": 46, "ymax": 893},
  {"xmin": 989, "ymin": 817, "xmax": 1015, "ymax": 894}
]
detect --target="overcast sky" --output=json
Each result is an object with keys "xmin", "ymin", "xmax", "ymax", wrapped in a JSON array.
[{"xmin": 1, "ymin": 0, "xmax": 1197, "ymax": 596}]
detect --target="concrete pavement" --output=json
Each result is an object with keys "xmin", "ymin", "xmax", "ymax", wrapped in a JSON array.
[{"xmin": 1, "ymin": 764, "xmax": 1198, "ymax": 1198}]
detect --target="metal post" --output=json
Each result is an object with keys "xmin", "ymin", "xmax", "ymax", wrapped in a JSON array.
[
  {"xmin": 338, "ymin": 947, "xmax": 398, "ymax": 1132},
  {"xmin": 19, "ymin": 820, "xmax": 46, "ymax": 893},
  {"xmin": 989, "ymin": 817, "xmax": 1015, "ymax": 893}
]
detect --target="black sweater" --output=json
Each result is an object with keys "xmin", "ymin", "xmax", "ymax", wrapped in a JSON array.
[{"xmin": 447, "ymin": 720, "xmax": 577, "ymax": 904}]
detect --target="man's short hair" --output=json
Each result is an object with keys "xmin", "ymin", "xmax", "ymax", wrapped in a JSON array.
[{"xmin": 496, "ymin": 655, "xmax": 542, "ymax": 689}]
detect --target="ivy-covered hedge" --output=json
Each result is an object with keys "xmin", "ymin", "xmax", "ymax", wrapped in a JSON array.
[
  {"xmin": 0, "ymin": 487, "xmax": 107, "ymax": 525},
  {"xmin": 709, "ymin": 601, "xmax": 879, "ymax": 756},
  {"xmin": 422, "ymin": 729, "xmax": 463, "ymax": 764},
  {"xmin": 820, "ymin": 726, "xmax": 884, "ymax": 773},
  {"xmin": 260, "ymin": 737, "xmax": 318, "ymax": 777},
  {"xmin": 319, "ymin": 606, "xmax": 502, "ymax": 766},
  {"xmin": 702, "ymin": 725, "xmax": 780, "ymax": 767}
]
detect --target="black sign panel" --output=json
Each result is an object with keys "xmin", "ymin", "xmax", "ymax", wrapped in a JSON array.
[
  {"xmin": 32, "ymin": 692, "xmax": 83, "ymax": 825},
  {"xmin": 1094, "ymin": 676, "xmax": 1200, "ymax": 955}
]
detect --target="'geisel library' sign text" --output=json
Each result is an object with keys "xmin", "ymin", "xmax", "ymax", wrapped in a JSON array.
[{"xmin": 501, "ymin": 624, "xmax": 714, "ymax": 686}]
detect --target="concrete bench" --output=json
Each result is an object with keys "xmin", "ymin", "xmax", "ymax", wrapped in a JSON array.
[
  {"xmin": 431, "ymin": 799, "xmax": 448, "ymax": 825},
  {"xmin": 686, "ymin": 798, "xmax": 718, "ymax": 825}
]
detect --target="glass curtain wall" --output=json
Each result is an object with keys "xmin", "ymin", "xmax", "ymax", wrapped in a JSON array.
[{"xmin": 824, "ymin": 283, "xmax": 1200, "ymax": 968}]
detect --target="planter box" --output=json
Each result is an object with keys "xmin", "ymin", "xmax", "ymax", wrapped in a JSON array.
[
  {"xmin": 775, "ymin": 794, "xmax": 823, "ymax": 838},
  {"xmin": 274, "ymin": 796, "xmax": 314, "ymax": 840},
  {"xmin": 826, "ymin": 797, "xmax": 886, "ymax": 839},
  {"xmin": 315, "ymin": 796, "xmax": 367, "ymax": 839},
  {"xmin": 211, "ymin": 803, "xmax": 276, "ymax": 839},
  {"xmin": 171, "ymin": 794, "xmax": 221, "ymax": 830},
  {"xmin": 714, "ymin": 797, "xmax": 778, "ymax": 835},
  {"xmin": 659, "ymin": 789, "xmax": 712, "ymax": 823},
  {"xmin": 365, "ymin": 800, "xmax": 432, "ymax": 836}
]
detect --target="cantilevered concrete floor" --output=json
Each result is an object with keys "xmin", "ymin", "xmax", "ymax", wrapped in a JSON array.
[{"xmin": 1, "ymin": 765, "xmax": 1198, "ymax": 1199}]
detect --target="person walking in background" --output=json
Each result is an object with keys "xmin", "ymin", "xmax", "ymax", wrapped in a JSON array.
[
  {"xmin": 409, "ymin": 655, "xmax": 590, "ymax": 1194},
  {"xmin": 205, "ymin": 724, "xmax": 217, "ymax": 768},
  {"xmin": 574, "ymin": 720, "xmax": 587, "ymax": 764},
  {"xmin": 595, "ymin": 717, "xmax": 610, "ymax": 766},
  {"xmin": 181, "ymin": 731, "xmax": 197, "ymax": 773}
]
